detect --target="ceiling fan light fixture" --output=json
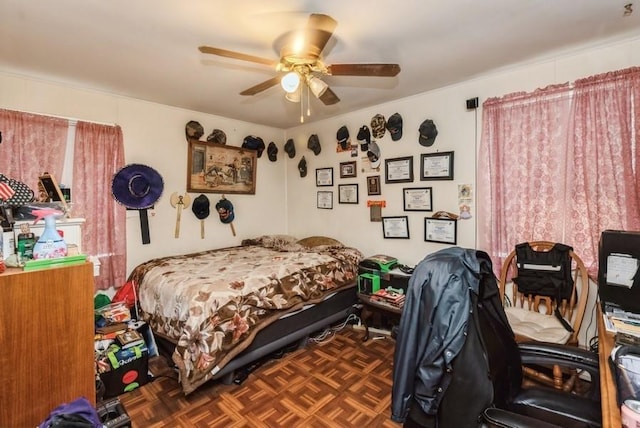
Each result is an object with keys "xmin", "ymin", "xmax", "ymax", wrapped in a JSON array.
[
  {"xmin": 281, "ymin": 72, "xmax": 300, "ymax": 93},
  {"xmin": 308, "ymin": 76, "xmax": 328, "ymax": 98},
  {"xmin": 285, "ymin": 88, "xmax": 301, "ymax": 103}
]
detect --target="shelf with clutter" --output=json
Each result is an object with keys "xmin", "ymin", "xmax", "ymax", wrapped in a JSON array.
[{"xmin": 94, "ymin": 288, "xmax": 158, "ymax": 401}]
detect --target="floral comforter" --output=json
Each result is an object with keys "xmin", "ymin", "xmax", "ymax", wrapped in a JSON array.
[{"xmin": 129, "ymin": 238, "xmax": 362, "ymax": 394}]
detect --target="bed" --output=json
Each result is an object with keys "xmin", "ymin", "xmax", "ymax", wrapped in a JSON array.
[{"xmin": 128, "ymin": 235, "xmax": 363, "ymax": 394}]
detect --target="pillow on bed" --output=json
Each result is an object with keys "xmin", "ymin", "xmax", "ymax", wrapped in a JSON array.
[
  {"xmin": 296, "ymin": 236, "xmax": 344, "ymax": 248},
  {"xmin": 241, "ymin": 234, "xmax": 299, "ymax": 249}
]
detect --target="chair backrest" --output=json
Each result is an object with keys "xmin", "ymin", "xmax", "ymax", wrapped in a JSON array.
[{"xmin": 498, "ymin": 241, "xmax": 589, "ymax": 346}]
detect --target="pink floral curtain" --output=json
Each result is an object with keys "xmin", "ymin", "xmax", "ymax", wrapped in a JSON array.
[
  {"xmin": 73, "ymin": 122, "xmax": 126, "ymax": 290},
  {"xmin": 477, "ymin": 84, "xmax": 573, "ymax": 272},
  {"xmin": 567, "ymin": 67, "xmax": 640, "ymax": 274},
  {"xmin": 0, "ymin": 109, "xmax": 68, "ymax": 192},
  {"xmin": 478, "ymin": 67, "xmax": 640, "ymax": 277}
]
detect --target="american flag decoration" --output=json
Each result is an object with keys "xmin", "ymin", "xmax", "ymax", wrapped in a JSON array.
[
  {"xmin": 0, "ymin": 182, "xmax": 15, "ymax": 201},
  {"xmin": 0, "ymin": 174, "xmax": 35, "ymax": 206}
]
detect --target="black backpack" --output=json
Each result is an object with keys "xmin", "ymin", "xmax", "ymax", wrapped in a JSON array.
[{"xmin": 513, "ymin": 242, "xmax": 575, "ymax": 331}]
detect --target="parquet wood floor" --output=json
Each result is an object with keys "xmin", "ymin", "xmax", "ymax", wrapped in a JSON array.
[{"xmin": 119, "ymin": 326, "xmax": 402, "ymax": 427}]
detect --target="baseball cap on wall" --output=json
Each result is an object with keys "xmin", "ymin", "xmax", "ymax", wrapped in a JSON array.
[
  {"xmin": 284, "ymin": 138, "xmax": 296, "ymax": 158},
  {"xmin": 242, "ymin": 135, "xmax": 266, "ymax": 157},
  {"xmin": 215, "ymin": 198, "xmax": 235, "ymax": 224},
  {"xmin": 267, "ymin": 142, "xmax": 278, "ymax": 162},
  {"xmin": 185, "ymin": 120, "xmax": 204, "ymax": 141},
  {"xmin": 357, "ymin": 125, "xmax": 371, "ymax": 151},
  {"xmin": 207, "ymin": 128, "xmax": 227, "ymax": 144},
  {"xmin": 298, "ymin": 156, "xmax": 307, "ymax": 177},
  {"xmin": 386, "ymin": 113, "xmax": 403, "ymax": 141},
  {"xmin": 336, "ymin": 125, "xmax": 350, "ymax": 150},
  {"xmin": 370, "ymin": 114, "xmax": 386, "ymax": 139},
  {"xmin": 367, "ymin": 141, "xmax": 381, "ymax": 169},
  {"xmin": 418, "ymin": 119, "xmax": 438, "ymax": 147},
  {"xmin": 308, "ymin": 134, "xmax": 321, "ymax": 155}
]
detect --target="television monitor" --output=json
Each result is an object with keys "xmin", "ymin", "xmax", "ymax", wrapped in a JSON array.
[{"xmin": 598, "ymin": 230, "xmax": 640, "ymax": 313}]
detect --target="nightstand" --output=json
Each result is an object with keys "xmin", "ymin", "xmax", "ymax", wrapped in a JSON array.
[
  {"xmin": 356, "ymin": 267, "xmax": 411, "ymax": 341},
  {"xmin": 357, "ymin": 292, "xmax": 403, "ymax": 341}
]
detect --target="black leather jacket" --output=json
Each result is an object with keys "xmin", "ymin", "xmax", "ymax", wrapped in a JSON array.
[{"xmin": 391, "ymin": 247, "xmax": 482, "ymax": 423}]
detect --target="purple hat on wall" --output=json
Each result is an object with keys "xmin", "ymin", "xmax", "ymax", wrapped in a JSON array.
[{"xmin": 111, "ymin": 164, "xmax": 164, "ymax": 209}]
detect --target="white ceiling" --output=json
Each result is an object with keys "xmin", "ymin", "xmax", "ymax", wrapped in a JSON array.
[{"xmin": 1, "ymin": 1, "xmax": 639, "ymax": 129}]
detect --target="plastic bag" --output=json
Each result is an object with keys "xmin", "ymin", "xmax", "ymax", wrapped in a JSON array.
[{"xmin": 112, "ymin": 280, "xmax": 137, "ymax": 309}]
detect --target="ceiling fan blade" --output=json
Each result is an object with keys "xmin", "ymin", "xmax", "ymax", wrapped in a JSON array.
[
  {"xmin": 306, "ymin": 14, "xmax": 338, "ymax": 56},
  {"xmin": 319, "ymin": 87, "xmax": 340, "ymax": 105},
  {"xmin": 239, "ymin": 76, "xmax": 281, "ymax": 96},
  {"xmin": 199, "ymin": 46, "xmax": 278, "ymax": 67},
  {"xmin": 327, "ymin": 63, "xmax": 401, "ymax": 77}
]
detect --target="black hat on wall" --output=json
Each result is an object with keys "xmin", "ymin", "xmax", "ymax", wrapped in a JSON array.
[
  {"xmin": 336, "ymin": 126, "xmax": 350, "ymax": 150},
  {"xmin": 418, "ymin": 119, "xmax": 438, "ymax": 147},
  {"xmin": 215, "ymin": 198, "xmax": 235, "ymax": 224},
  {"xmin": 298, "ymin": 156, "xmax": 307, "ymax": 177},
  {"xmin": 267, "ymin": 142, "xmax": 278, "ymax": 162},
  {"xmin": 386, "ymin": 113, "xmax": 403, "ymax": 141},
  {"xmin": 357, "ymin": 125, "xmax": 371, "ymax": 151},
  {"xmin": 284, "ymin": 138, "xmax": 296, "ymax": 158},
  {"xmin": 307, "ymin": 134, "xmax": 321, "ymax": 155},
  {"xmin": 242, "ymin": 135, "xmax": 266, "ymax": 157}
]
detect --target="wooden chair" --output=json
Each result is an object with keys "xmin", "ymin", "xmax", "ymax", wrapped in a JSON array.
[{"xmin": 498, "ymin": 241, "xmax": 590, "ymax": 392}]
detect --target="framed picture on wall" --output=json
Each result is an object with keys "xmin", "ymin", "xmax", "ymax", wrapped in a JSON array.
[
  {"xmin": 316, "ymin": 167, "xmax": 334, "ymax": 187},
  {"xmin": 424, "ymin": 217, "xmax": 457, "ymax": 244},
  {"xmin": 367, "ymin": 175, "xmax": 381, "ymax": 196},
  {"xmin": 187, "ymin": 140, "xmax": 257, "ymax": 194},
  {"xmin": 339, "ymin": 161, "xmax": 357, "ymax": 178},
  {"xmin": 338, "ymin": 184, "xmax": 359, "ymax": 204},
  {"xmin": 317, "ymin": 191, "xmax": 333, "ymax": 209},
  {"xmin": 403, "ymin": 187, "xmax": 433, "ymax": 211},
  {"xmin": 385, "ymin": 156, "xmax": 414, "ymax": 184},
  {"xmin": 382, "ymin": 216, "xmax": 410, "ymax": 239},
  {"xmin": 420, "ymin": 151, "xmax": 454, "ymax": 180}
]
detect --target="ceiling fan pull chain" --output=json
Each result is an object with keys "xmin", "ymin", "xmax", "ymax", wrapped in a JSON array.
[
  {"xmin": 300, "ymin": 92, "xmax": 304, "ymax": 123},
  {"xmin": 307, "ymin": 84, "xmax": 311, "ymax": 117}
]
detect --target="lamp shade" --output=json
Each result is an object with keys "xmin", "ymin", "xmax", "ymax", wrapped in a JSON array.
[
  {"xmin": 308, "ymin": 76, "xmax": 328, "ymax": 98},
  {"xmin": 285, "ymin": 87, "xmax": 301, "ymax": 103},
  {"xmin": 281, "ymin": 72, "xmax": 300, "ymax": 93}
]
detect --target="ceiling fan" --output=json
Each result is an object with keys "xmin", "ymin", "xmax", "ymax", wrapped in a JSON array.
[{"xmin": 198, "ymin": 13, "xmax": 401, "ymax": 106}]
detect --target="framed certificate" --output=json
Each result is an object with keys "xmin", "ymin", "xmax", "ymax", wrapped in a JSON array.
[
  {"xmin": 382, "ymin": 216, "xmax": 410, "ymax": 239},
  {"xmin": 317, "ymin": 191, "xmax": 333, "ymax": 209},
  {"xmin": 316, "ymin": 167, "xmax": 334, "ymax": 187},
  {"xmin": 403, "ymin": 187, "xmax": 433, "ymax": 211},
  {"xmin": 385, "ymin": 156, "xmax": 414, "ymax": 184},
  {"xmin": 338, "ymin": 184, "xmax": 359, "ymax": 204},
  {"xmin": 421, "ymin": 151, "xmax": 454, "ymax": 180},
  {"xmin": 424, "ymin": 217, "xmax": 457, "ymax": 244}
]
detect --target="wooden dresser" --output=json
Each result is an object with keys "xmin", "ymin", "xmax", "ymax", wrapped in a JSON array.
[{"xmin": 0, "ymin": 262, "xmax": 95, "ymax": 427}]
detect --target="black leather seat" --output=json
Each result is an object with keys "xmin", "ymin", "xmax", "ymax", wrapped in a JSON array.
[{"xmin": 392, "ymin": 248, "xmax": 601, "ymax": 428}]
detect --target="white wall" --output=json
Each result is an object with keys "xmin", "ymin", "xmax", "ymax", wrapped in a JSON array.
[
  {"xmin": 1, "ymin": 35, "xmax": 638, "ymax": 347},
  {"xmin": 285, "ymin": 36, "xmax": 640, "ymax": 268},
  {"xmin": 0, "ymin": 74, "xmax": 287, "ymax": 274}
]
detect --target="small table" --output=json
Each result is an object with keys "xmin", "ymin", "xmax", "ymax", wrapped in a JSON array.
[{"xmin": 357, "ymin": 293, "xmax": 403, "ymax": 341}]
